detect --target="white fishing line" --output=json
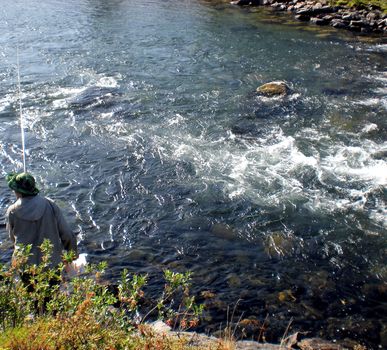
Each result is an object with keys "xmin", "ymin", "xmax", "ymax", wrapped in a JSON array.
[{"xmin": 16, "ymin": 47, "xmax": 27, "ymax": 173}]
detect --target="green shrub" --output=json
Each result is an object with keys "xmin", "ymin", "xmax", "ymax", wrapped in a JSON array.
[
  {"xmin": 0, "ymin": 240, "xmax": 205, "ymax": 349},
  {"xmin": 330, "ymin": 0, "xmax": 387, "ymax": 13}
]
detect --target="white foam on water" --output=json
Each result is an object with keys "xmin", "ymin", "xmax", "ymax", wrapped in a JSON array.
[
  {"xmin": 0, "ymin": 94, "xmax": 13, "ymax": 113},
  {"xmin": 50, "ymin": 73, "xmax": 120, "ymax": 109},
  {"xmin": 96, "ymin": 75, "xmax": 120, "ymax": 88},
  {"xmin": 51, "ymin": 87, "xmax": 86, "ymax": 109},
  {"xmin": 131, "ymin": 121, "xmax": 387, "ymax": 228},
  {"xmin": 368, "ymin": 44, "xmax": 387, "ymax": 53},
  {"xmin": 356, "ymin": 98, "xmax": 385, "ymax": 108},
  {"xmin": 99, "ymin": 112, "xmax": 115, "ymax": 119},
  {"xmin": 168, "ymin": 113, "xmax": 185, "ymax": 126},
  {"xmin": 321, "ymin": 144, "xmax": 387, "ymax": 186},
  {"xmin": 160, "ymin": 127, "xmax": 318, "ymax": 207},
  {"xmin": 361, "ymin": 123, "xmax": 378, "ymax": 133}
]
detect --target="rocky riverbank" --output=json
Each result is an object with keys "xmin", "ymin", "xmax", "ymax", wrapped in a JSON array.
[
  {"xmin": 231, "ymin": 0, "xmax": 387, "ymax": 35},
  {"xmin": 150, "ymin": 320, "xmax": 349, "ymax": 350}
]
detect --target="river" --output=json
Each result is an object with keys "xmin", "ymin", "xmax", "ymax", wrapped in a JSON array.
[{"xmin": 0, "ymin": 0, "xmax": 386, "ymax": 347}]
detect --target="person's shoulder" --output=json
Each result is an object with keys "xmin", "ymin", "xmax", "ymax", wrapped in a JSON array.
[
  {"xmin": 6, "ymin": 199, "xmax": 22, "ymax": 216},
  {"xmin": 45, "ymin": 197, "xmax": 59, "ymax": 207},
  {"xmin": 44, "ymin": 197, "xmax": 61, "ymax": 212},
  {"xmin": 45, "ymin": 196, "xmax": 54, "ymax": 204}
]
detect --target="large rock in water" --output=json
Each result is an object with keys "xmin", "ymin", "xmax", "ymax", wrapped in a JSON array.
[{"xmin": 256, "ymin": 81, "xmax": 289, "ymax": 96}]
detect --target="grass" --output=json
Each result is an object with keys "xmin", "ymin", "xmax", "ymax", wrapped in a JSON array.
[
  {"xmin": 0, "ymin": 317, "xmax": 230, "ymax": 350},
  {"xmin": 330, "ymin": 0, "xmax": 387, "ymax": 13},
  {"xmin": 0, "ymin": 240, "xmax": 216, "ymax": 350}
]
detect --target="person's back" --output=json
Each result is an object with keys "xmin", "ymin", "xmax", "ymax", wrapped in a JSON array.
[{"xmin": 5, "ymin": 172, "xmax": 78, "ymax": 267}]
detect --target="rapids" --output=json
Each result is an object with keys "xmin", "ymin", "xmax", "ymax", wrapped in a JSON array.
[{"xmin": 0, "ymin": 0, "xmax": 386, "ymax": 347}]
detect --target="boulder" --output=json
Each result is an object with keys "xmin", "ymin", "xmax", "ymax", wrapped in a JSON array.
[
  {"xmin": 256, "ymin": 81, "xmax": 290, "ymax": 96},
  {"xmin": 296, "ymin": 13, "xmax": 311, "ymax": 21},
  {"xmin": 264, "ymin": 231, "xmax": 296, "ymax": 257},
  {"xmin": 366, "ymin": 11, "xmax": 381, "ymax": 21},
  {"xmin": 231, "ymin": 0, "xmax": 263, "ymax": 5},
  {"xmin": 310, "ymin": 17, "xmax": 329, "ymax": 25},
  {"xmin": 331, "ymin": 18, "xmax": 350, "ymax": 29},
  {"xmin": 298, "ymin": 338, "xmax": 344, "ymax": 350},
  {"xmin": 296, "ymin": 5, "xmax": 338, "ymax": 16},
  {"xmin": 322, "ymin": 14, "xmax": 334, "ymax": 23}
]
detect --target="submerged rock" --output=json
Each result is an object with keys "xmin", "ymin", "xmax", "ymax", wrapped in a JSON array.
[
  {"xmin": 256, "ymin": 81, "xmax": 290, "ymax": 96},
  {"xmin": 264, "ymin": 231, "xmax": 296, "ymax": 258},
  {"xmin": 211, "ymin": 223, "xmax": 239, "ymax": 240},
  {"xmin": 278, "ymin": 289, "xmax": 297, "ymax": 302},
  {"xmin": 227, "ymin": 273, "xmax": 242, "ymax": 288},
  {"xmin": 298, "ymin": 338, "xmax": 344, "ymax": 350},
  {"xmin": 201, "ymin": 290, "xmax": 216, "ymax": 299}
]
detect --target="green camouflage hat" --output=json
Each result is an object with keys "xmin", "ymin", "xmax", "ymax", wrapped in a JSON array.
[{"xmin": 6, "ymin": 172, "xmax": 39, "ymax": 196}]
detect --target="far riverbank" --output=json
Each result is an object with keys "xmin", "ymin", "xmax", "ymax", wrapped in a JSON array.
[{"xmin": 213, "ymin": 0, "xmax": 387, "ymax": 36}]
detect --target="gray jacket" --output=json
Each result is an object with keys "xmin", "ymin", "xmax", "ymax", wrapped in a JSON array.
[{"xmin": 6, "ymin": 195, "xmax": 78, "ymax": 267}]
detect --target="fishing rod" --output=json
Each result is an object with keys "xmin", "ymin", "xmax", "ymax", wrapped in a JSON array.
[{"xmin": 16, "ymin": 47, "xmax": 27, "ymax": 173}]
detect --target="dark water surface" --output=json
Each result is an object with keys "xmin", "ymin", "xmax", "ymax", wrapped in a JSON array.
[{"xmin": 1, "ymin": 0, "xmax": 386, "ymax": 347}]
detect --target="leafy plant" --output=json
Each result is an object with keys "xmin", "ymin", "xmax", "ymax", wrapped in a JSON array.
[{"xmin": 0, "ymin": 239, "xmax": 205, "ymax": 349}]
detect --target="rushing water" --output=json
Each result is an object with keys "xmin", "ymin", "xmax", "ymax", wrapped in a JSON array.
[{"xmin": 0, "ymin": 0, "xmax": 386, "ymax": 347}]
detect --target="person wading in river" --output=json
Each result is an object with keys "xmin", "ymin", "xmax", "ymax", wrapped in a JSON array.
[{"xmin": 5, "ymin": 172, "xmax": 78, "ymax": 272}]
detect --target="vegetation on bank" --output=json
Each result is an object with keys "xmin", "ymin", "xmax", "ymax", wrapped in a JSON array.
[
  {"xmin": 0, "ymin": 240, "xmax": 220, "ymax": 350},
  {"xmin": 330, "ymin": 0, "xmax": 387, "ymax": 13}
]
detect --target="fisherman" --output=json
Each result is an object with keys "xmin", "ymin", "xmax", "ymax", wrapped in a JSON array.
[{"xmin": 5, "ymin": 172, "xmax": 78, "ymax": 268}]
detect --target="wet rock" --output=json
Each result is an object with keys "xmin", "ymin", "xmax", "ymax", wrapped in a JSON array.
[
  {"xmin": 298, "ymin": 338, "xmax": 343, "ymax": 350},
  {"xmin": 127, "ymin": 248, "xmax": 149, "ymax": 261},
  {"xmin": 360, "ymin": 26, "xmax": 372, "ymax": 34},
  {"xmin": 201, "ymin": 290, "xmax": 216, "ymax": 299},
  {"xmin": 300, "ymin": 302, "xmax": 324, "ymax": 319},
  {"xmin": 305, "ymin": 271, "xmax": 335, "ymax": 295},
  {"xmin": 256, "ymin": 81, "xmax": 290, "ymax": 96},
  {"xmin": 322, "ymin": 14, "xmax": 334, "ymax": 23},
  {"xmin": 331, "ymin": 18, "xmax": 350, "ymax": 29},
  {"xmin": 235, "ymin": 341, "xmax": 282, "ymax": 349},
  {"xmin": 349, "ymin": 24, "xmax": 362, "ymax": 32},
  {"xmin": 264, "ymin": 231, "xmax": 296, "ymax": 258},
  {"xmin": 342, "ymin": 12, "xmax": 358, "ymax": 21},
  {"xmin": 294, "ymin": 2, "xmax": 306, "ymax": 10},
  {"xmin": 310, "ymin": 17, "xmax": 329, "ymax": 25},
  {"xmin": 229, "ymin": 0, "xmax": 386, "ymax": 35},
  {"xmin": 372, "ymin": 150, "xmax": 387, "ymax": 160},
  {"xmin": 204, "ymin": 298, "xmax": 227, "ymax": 312},
  {"xmin": 361, "ymin": 283, "xmax": 387, "ymax": 302},
  {"xmin": 366, "ymin": 11, "xmax": 381, "ymax": 21},
  {"xmin": 326, "ymin": 317, "xmax": 381, "ymax": 345},
  {"xmin": 278, "ymin": 289, "xmax": 297, "ymax": 302},
  {"xmin": 69, "ymin": 86, "xmax": 118, "ymax": 108},
  {"xmin": 350, "ymin": 19, "xmax": 367, "ymax": 27},
  {"xmin": 235, "ymin": 318, "xmax": 262, "ymax": 339},
  {"xmin": 247, "ymin": 276, "xmax": 266, "ymax": 287},
  {"xmin": 211, "ymin": 223, "xmax": 238, "ymax": 240},
  {"xmin": 296, "ymin": 13, "xmax": 311, "ymax": 21},
  {"xmin": 227, "ymin": 273, "xmax": 242, "ymax": 288},
  {"xmin": 297, "ymin": 5, "xmax": 338, "ymax": 16},
  {"xmin": 380, "ymin": 324, "xmax": 387, "ymax": 349},
  {"xmin": 231, "ymin": 0, "xmax": 263, "ymax": 5},
  {"xmin": 377, "ymin": 18, "xmax": 387, "ymax": 27}
]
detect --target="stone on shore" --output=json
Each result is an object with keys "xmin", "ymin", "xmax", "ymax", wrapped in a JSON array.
[
  {"xmin": 298, "ymin": 337, "xmax": 344, "ymax": 350},
  {"xmin": 256, "ymin": 81, "xmax": 290, "ymax": 96},
  {"xmin": 149, "ymin": 321, "xmax": 346, "ymax": 350},
  {"xmin": 230, "ymin": 0, "xmax": 387, "ymax": 35}
]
